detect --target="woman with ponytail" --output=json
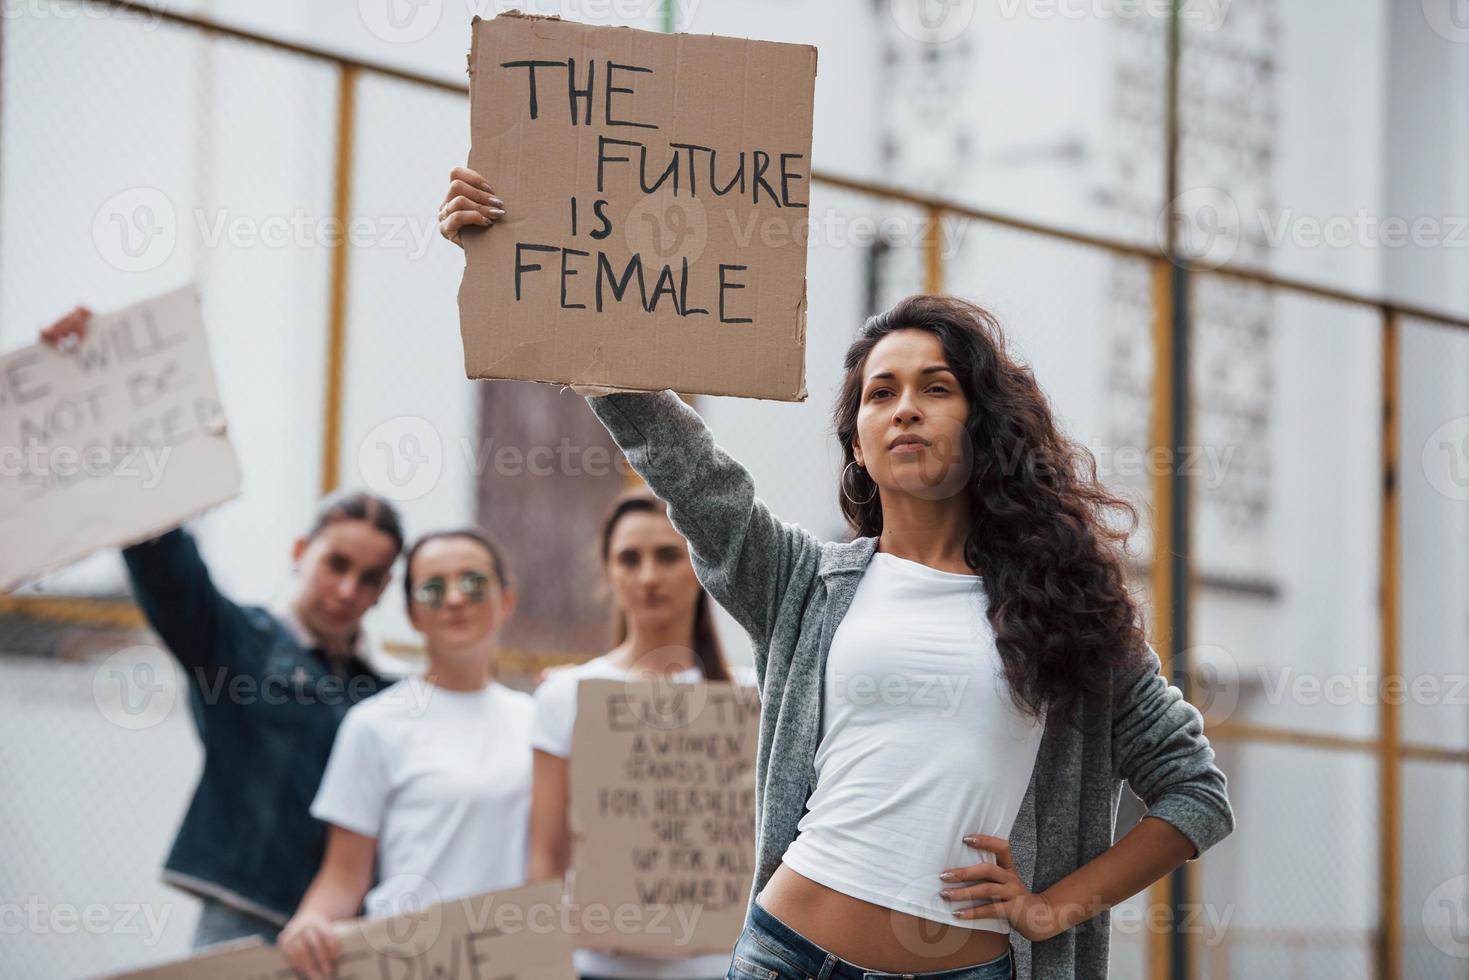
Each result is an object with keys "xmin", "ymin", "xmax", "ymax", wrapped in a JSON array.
[{"xmin": 529, "ymin": 490, "xmax": 743, "ymax": 980}]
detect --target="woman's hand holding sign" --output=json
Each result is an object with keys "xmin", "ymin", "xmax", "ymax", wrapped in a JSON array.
[
  {"xmin": 279, "ymin": 910, "xmax": 343, "ymax": 980},
  {"xmin": 440, "ymin": 167, "xmax": 617, "ymax": 398},
  {"xmin": 38, "ymin": 305, "xmax": 91, "ymax": 349},
  {"xmin": 438, "ymin": 167, "xmax": 504, "ymax": 246}
]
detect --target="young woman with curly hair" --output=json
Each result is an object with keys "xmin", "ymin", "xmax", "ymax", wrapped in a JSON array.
[{"xmin": 440, "ymin": 167, "xmax": 1233, "ymax": 980}]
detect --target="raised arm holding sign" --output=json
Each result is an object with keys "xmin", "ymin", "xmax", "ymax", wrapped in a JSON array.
[
  {"xmin": 1, "ymin": 285, "xmax": 240, "ymax": 588},
  {"xmin": 20, "ymin": 298, "xmax": 405, "ymax": 950}
]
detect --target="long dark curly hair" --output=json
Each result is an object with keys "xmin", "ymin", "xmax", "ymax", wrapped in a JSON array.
[{"xmin": 834, "ymin": 294, "xmax": 1148, "ymax": 733}]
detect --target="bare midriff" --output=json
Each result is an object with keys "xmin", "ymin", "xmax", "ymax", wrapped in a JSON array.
[{"xmin": 756, "ymin": 863, "xmax": 1012, "ymax": 973}]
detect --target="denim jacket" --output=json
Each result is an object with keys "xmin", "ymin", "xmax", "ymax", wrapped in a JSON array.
[
  {"xmin": 586, "ymin": 390, "xmax": 1235, "ymax": 980},
  {"xmin": 122, "ymin": 528, "xmax": 384, "ymax": 924}
]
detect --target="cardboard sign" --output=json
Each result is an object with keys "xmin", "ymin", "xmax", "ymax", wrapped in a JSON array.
[
  {"xmin": 0, "ymin": 285, "xmax": 241, "ymax": 589},
  {"xmin": 459, "ymin": 13, "xmax": 816, "ymax": 401},
  {"xmin": 568, "ymin": 679, "xmax": 759, "ymax": 956},
  {"xmin": 101, "ymin": 879, "xmax": 577, "ymax": 980}
]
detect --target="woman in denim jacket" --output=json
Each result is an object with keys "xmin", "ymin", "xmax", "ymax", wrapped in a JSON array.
[{"xmin": 37, "ymin": 311, "xmax": 404, "ymax": 950}]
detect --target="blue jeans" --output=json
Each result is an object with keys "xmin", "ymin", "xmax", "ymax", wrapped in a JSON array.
[
  {"xmin": 730, "ymin": 900, "xmax": 1014, "ymax": 980},
  {"xmin": 191, "ymin": 898, "xmax": 280, "ymax": 950}
]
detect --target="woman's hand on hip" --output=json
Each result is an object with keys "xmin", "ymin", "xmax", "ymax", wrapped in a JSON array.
[
  {"xmin": 439, "ymin": 166, "xmax": 504, "ymax": 247},
  {"xmin": 940, "ymin": 833, "xmax": 1064, "ymax": 943}
]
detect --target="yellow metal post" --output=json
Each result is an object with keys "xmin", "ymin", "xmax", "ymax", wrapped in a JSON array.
[
  {"xmin": 1378, "ymin": 310, "xmax": 1402, "ymax": 980},
  {"xmin": 924, "ymin": 204, "xmax": 944, "ymax": 294},
  {"xmin": 1147, "ymin": 256, "xmax": 1177, "ymax": 980},
  {"xmin": 321, "ymin": 65, "xmax": 357, "ymax": 497}
]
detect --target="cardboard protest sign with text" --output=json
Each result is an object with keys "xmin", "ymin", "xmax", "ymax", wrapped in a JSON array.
[
  {"xmin": 460, "ymin": 13, "xmax": 816, "ymax": 401},
  {"xmin": 568, "ymin": 679, "xmax": 759, "ymax": 956},
  {"xmin": 0, "ymin": 285, "xmax": 240, "ymax": 590},
  {"xmin": 102, "ymin": 879, "xmax": 577, "ymax": 980}
]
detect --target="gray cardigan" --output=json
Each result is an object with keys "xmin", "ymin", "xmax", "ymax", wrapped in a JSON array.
[{"xmin": 586, "ymin": 389, "xmax": 1235, "ymax": 980}]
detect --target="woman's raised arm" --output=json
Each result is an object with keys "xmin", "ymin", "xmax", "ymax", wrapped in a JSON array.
[
  {"xmin": 582, "ymin": 390, "xmax": 818, "ymax": 658},
  {"xmin": 440, "ymin": 166, "xmax": 820, "ymax": 665}
]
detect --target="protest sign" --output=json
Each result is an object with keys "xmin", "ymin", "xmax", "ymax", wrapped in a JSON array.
[
  {"xmin": 0, "ymin": 285, "xmax": 240, "ymax": 589},
  {"xmin": 101, "ymin": 879, "xmax": 576, "ymax": 980},
  {"xmin": 567, "ymin": 679, "xmax": 759, "ymax": 955},
  {"xmin": 459, "ymin": 13, "xmax": 816, "ymax": 401}
]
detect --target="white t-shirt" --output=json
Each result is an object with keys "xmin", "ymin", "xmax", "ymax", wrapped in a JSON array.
[
  {"xmin": 312, "ymin": 675, "xmax": 535, "ymax": 919},
  {"xmin": 780, "ymin": 552, "xmax": 1047, "ymax": 933},
  {"xmin": 533, "ymin": 654, "xmax": 751, "ymax": 980}
]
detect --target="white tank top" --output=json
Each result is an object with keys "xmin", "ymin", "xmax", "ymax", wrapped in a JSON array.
[{"xmin": 779, "ymin": 551, "xmax": 1046, "ymax": 932}]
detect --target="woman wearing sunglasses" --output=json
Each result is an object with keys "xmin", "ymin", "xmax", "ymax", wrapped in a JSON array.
[
  {"xmin": 529, "ymin": 490, "xmax": 745, "ymax": 980},
  {"xmin": 279, "ymin": 529, "xmax": 533, "ymax": 980}
]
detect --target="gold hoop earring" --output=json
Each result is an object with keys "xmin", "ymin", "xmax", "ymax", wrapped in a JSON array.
[{"xmin": 841, "ymin": 460, "xmax": 877, "ymax": 506}]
